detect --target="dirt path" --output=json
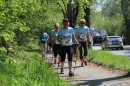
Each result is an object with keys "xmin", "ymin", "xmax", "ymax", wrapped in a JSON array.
[{"xmin": 45, "ymin": 52, "xmax": 130, "ymax": 86}]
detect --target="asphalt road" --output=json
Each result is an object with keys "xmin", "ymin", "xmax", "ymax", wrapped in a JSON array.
[{"xmin": 92, "ymin": 44, "xmax": 130, "ymax": 59}]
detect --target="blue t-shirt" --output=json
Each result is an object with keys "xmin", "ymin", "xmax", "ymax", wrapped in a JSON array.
[
  {"xmin": 39, "ymin": 33, "xmax": 48, "ymax": 43},
  {"xmin": 50, "ymin": 29, "xmax": 60, "ymax": 44},
  {"xmin": 58, "ymin": 27, "xmax": 75, "ymax": 46},
  {"xmin": 76, "ymin": 26, "xmax": 90, "ymax": 42}
]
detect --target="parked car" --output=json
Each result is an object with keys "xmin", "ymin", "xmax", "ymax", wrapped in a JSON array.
[
  {"xmin": 93, "ymin": 32, "xmax": 103, "ymax": 45},
  {"xmin": 102, "ymin": 36, "xmax": 123, "ymax": 50}
]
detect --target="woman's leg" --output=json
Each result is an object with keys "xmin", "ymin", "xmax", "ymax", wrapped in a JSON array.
[
  {"xmin": 43, "ymin": 43, "xmax": 47, "ymax": 57},
  {"xmin": 79, "ymin": 42, "xmax": 84, "ymax": 66},
  {"xmin": 60, "ymin": 46, "xmax": 66, "ymax": 74},
  {"xmin": 67, "ymin": 46, "xmax": 74, "ymax": 76},
  {"xmin": 40, "ymin": 43, "xmax": 44, "ymax": 58},
  {"xmin": 82, "ymin": 42, "xmax": 88, "ymax": 65},
  {"xmin": 57, "ymin": 44, "xmax": 61, "ymax": 66},
  {"xmin": 67, "ymin": 46, "xmax": 73, "ymax": 72},
  {"xmin": 53, "ymin": 44, "xmax": 58, "ymax": 64}
]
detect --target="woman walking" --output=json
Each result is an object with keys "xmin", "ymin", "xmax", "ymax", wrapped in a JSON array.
[
  {"xmin": 76, "ymin": 19, "xmax": 91, "ymax": 67},
  {"xmin": 58, "ymin": 18, "xmax": 80, "ymax": 76},
  {"xmin": 39, "ymin": 28, "xmax": 48, "ymax": 58},
  {"xmin": 50, "ymin": 23, "xmax": 61, "ymax": 66}
]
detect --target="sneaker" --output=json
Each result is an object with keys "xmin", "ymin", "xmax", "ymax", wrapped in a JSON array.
[
  {"xmin": 81, "ymin": 62, "xmax": 84, "ymax": 67},
  {"xmin": 73, "ymin": 58, "xmax": 76, "ymax": 62},
  {"xmin": 69, "ymin": 71, "xmax": 74, "ymax": 77},
  {"xmin": 58, "ymin": 63, "xmax": 60, "ymax": 67},
  {"xmin": 83, "ymin": 60, "xmax": 87, "ymax": 66},
  {"xmin": 61, "ymin": 68, "xmax": 64, "ymax": 74},
  {"xmin": 58, "ymin": 62, "xmax": 60, "ymax": 67},
  {"xmin": 54, "ymin": 59, "xmax": 56, "ymax": 64}
]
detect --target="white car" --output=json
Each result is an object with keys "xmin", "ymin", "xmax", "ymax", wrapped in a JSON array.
[{"xmin": 102, "ymin": 36, "xmax": 123, "ymax": 50}]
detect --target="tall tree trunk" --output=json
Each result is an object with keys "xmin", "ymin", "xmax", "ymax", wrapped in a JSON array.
[
  {"xmin": 84, "ymin": 0, "xmax": 92, "ymax": 48},
  {"xmin": 84, "ymin": 7, "xmax": 90, "ymax": 28},
  {"xmin": 84, "ymin": 0, "xmax": 91, "ymax": 28},
  {"xmin": 121, "ymin": 0, "xmax": 130, "ymax": 44}
]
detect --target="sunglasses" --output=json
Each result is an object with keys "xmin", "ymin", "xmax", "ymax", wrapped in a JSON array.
[{"xmin": 81, "ymin": 22, "xmax": 85, "ymax": 24}]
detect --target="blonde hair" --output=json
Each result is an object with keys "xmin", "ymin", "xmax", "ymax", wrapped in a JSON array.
[
  {"xmin": 54, "ymin": 23, "xmax": 60, "ymax": 27},
  {"xmin": 80, "ymin": 19, "xmax": 86, "ymax": 24}
]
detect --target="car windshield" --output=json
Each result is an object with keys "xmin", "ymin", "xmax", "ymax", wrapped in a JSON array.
[{"xmin": 108, "ymin": 37, "xmax": 120, "ymax": 41}]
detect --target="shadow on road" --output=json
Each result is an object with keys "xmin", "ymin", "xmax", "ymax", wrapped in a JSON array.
[{"xmin": 73, "ymin": 74, "xmax": 130, "ymax": 86}]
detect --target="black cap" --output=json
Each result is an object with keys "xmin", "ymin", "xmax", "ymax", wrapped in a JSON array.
[{"xmin": 62, "ymin": 18, "xmax": 69, "ymax": 22}]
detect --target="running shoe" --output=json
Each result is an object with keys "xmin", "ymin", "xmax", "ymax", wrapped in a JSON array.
[
  {"xmin": 58, "ymin": 63, "xmax": 60, "ymax": 67},
  {"xmin": 73, "ymin": 58, "xmax": 76, "ymax": 62},
  {"xmin": 69, "ymin": 71, "xmax": 74, "ymax": 76},
  {"xmin": 81, "ymin": 62, "xmax": 84, "ymax": 67},
  {"xmin": 83, "ymin": 60, "xmax": 87, "ymax": 66},
  {"xmin": 54, "ymin": 59, "xmax": 57, "ymax": 64},
  {"xmin": 61, "ymin": 68, "xmax": 64, "ymax": 74}
]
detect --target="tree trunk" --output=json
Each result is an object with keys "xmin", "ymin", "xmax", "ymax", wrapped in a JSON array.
[
  {"xmin": 121, "ymin": 0, "xmax": 130, "ymax": 44},
  {"xmin": 84, "ymin": 7, "xmax": 90, "ymax": 28},
  {"xmin": 84, "ymin": 0, "xmax": 92, "ymax": 48}
]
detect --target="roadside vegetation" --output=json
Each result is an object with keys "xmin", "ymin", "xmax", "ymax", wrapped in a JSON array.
[
  {"xmin": 88, "ymin": 50, "xmax": 130, "ymax": 72},
  {"xmin": 0, "ymin": 42, "xmax": 75, "ymax": 86}
]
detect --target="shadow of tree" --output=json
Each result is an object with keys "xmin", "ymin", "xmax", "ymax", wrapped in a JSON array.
[{"xmin": 72, "ymin": 74, "xmax": 130, "ymax": 86}]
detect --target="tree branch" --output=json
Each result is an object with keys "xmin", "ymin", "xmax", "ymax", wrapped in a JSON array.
[
  {"xmin": 56, "ymin": 2, "xmax": 67, "ymax": 18},
  {"xmin": 62, "ymin": 0, "xmax": 67, "ymax": 14}
]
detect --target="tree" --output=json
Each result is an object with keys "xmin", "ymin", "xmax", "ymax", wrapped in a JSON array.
[
  {"xmin": 93, "ymin": 0, "xmax": 124, "ymax": 35},
  {"xmin": 121, "ymin": 0, "xmax": 130, "ymax": 44}
]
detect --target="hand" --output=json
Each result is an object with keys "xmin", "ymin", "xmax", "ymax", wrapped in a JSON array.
[
  {"xmin": 59, "ymin": 40, "xmax": 63, "ymax": 44},
  {"xmin": 77, "ymin": 43, "xmax": 81, "ymax": 47},
  {"xmin": 51, "ymin": 42, "xmax": 54, "ymax": 46}
]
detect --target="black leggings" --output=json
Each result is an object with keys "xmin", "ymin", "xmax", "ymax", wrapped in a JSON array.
[
  {"xmin": 53, "ymin": 44, "xmax": 61, "ymax": 57},
  {"xmin": 60, "ymin": 46, "xmax": 73, "ymax": 62},
  {"xmin": 79, "ymin": 42, "xmax": 88, "ymax": 60}
]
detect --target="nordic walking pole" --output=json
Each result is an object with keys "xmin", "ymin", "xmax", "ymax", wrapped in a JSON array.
[{"xmin": 74, "ymin": 46, "xmax": 78, "ymax": 70}]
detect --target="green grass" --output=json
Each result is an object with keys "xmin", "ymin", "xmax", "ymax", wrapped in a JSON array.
[
  {"xmin": 88, "ymin": 50, "xmax": 130, "ymax": 72},
  {"xmin": 0, "ymin": 49, "xmax": 75, "ymax": 86}
]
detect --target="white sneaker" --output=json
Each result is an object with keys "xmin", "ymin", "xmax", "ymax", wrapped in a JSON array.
[{"xmin": 73, "ymin": 58, "xmax": 76, "ymax": 62}]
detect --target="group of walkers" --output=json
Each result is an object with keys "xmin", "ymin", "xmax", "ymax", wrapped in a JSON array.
[{"xmin": 39, "ymin": 18, "xmax": 91, "ymax": 76}]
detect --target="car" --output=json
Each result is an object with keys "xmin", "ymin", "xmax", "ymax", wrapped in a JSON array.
[
  {"xmin": 93, "ymin": 32, "xmax": 103, "ymax": 45},
  {"xmin": 102, "ymin": 36, "xmax": 123, "ymax": 50}
]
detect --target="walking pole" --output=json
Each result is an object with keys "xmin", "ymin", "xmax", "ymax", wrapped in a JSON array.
[
  {"xmin": 51, "ymin": 45, "xmax": 54, "ymax": 64},
  {"xmin": 73, "ymin": 44, "xmax": 78, "ymax": 70}
]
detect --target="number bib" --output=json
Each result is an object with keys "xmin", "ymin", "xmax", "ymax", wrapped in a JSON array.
[
  {"xmin": 63, "ymin": 39, "xmax": 70, "ymax": 45},
  {"xmin": 55, "ymin": 40, "xmax": 60, "ymax": 44},
  {"xmin": 80, "ymin": 34, "xmax": 86, "ymax": 38}
]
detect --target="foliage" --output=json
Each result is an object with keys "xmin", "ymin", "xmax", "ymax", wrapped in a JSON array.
[
  {"xmin": 121, "ymin": 0, "xmax": 130, "ymax": 44},
  {"xmin": 91, "ymin": 0, "xmax": 124, "ymax": 36},
  {"xmin": 0, "ymin": 49, "xmax": 75, "ymax": 86},
  {"xmin": 0, "ymin": 0, "xmax": 63, "ymax": 53}
]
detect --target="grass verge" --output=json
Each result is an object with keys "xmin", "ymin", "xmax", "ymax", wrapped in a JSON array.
[{"xmin": 88, "ymin": 50, "xmax": 130, "ymax": 72}]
